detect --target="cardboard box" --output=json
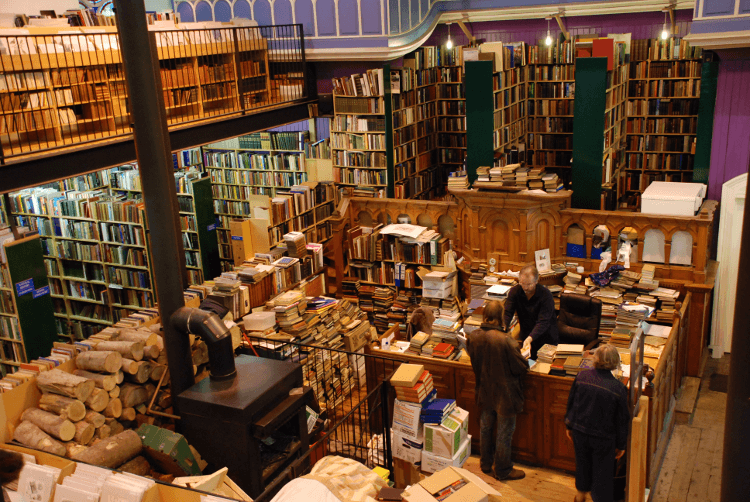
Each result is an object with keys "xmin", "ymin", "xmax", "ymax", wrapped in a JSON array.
[
  {"xmin": 343, "ymin": 324, "xmax": 368, "ymax": 352},
  {"xmin": 392, "ymin": 429, "xmax": 424, "ymax": 465},
  {"xmin": 393, "ymin": 398, "xmax": 423, "ymax": 441},
  {"xmin": 403, "ymin": 466, "xmax": 500, "ymax": 502},
  {"xmin": 423, "ymin": 407, "xmax": 469, "ymax": 459},
  {"xmin": 421, "ymin": 435, "xmax": 471, "ymax": 474},
  {"xmin": 229, "ymin": 218, "xmax": 254, "ymax": 266},
  {"xmin": 394, "ymin": 458, "xmax": 422, "ymax": 489}
]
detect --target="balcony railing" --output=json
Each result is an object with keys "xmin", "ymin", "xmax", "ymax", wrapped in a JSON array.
[{"xmin": 0, "ymin": 24, "xmax": 306, "ymax": 162}]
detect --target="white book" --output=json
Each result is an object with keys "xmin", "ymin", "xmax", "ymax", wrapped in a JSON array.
[
  {"xmin": 17, "ymin": 463, "xmax": 59, "ymax": 502},
  {"xmin": 53, "ymin": 484, "xmax": 99, "ymax": 502}
]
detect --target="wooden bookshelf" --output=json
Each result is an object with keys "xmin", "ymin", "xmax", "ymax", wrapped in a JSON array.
[
  {"xmin": 0, "ymin": 234, "xmax": 57, "ymax": 374},
  {"xmin": 492, "ymin": 63, "xmax": 529, "ymax": 167},
  {"xmin": 0, "ymin": 26, "xmax": 275, "ymax": 159},
  {"xmin": 203, "ymin": 131, "xmax": 312, "ymax": 268},
  {"xmin": 176, "ymin": 174, "xmax": 221, "ymax": 285},
  {"xmin": 601, "ymin": 43, "xmax": 629, "ymax": 207},
  {"xmin": 434, "ymin": 46, "xmax": 466, "ymax": 197},
  {"xmin": 331, "ymin": 70, "xmax": 388, "ymax": 198},
  {"xmin": 527, "ymin": 39, "xmax": 576, "ymax": 185},
  {"xmin": 620, "ymin": 56, "xmax": 702, "ymax": 210}
]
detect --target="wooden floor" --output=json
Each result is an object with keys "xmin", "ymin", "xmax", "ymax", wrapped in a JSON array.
[
  {"xmin": 650, "ymin": 355, "xmax": 729, "ymax": 502},
  {"xmin": 457, "ymin": 355, "xmax": 730, "ymax": 502}
]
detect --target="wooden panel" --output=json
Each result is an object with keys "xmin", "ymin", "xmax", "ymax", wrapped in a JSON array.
[
  {"xmin": 455, "ymin": 367, "xmax": 480, "ymax": 447},
  {"xmin": 543, "ymin": 380, "xmax": 576, "ymax": 472},
  {"xmin": 422, "ymin": 360, "xmax": 455, "ymax": 398},
  {"xmin": 513, "ymin": 376, "xmax": 544, "ymax": 466}
]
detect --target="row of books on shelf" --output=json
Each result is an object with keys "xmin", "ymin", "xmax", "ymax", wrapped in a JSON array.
[
  {"xmin": 630, "ymin": 38, "xmax": 702, "ymax": 62},
  {"xmin": 333, "ymin": 168, "xmax": 387, "ymax": 186},
  {"xmin": 305, "ymin": 138, "xmax": 330, "ymax": 159},
  {"xmin": 528, "ymin": 81, "xmax": 575, "ymax": 99},
  {"xmin": 626, "ymin": 98, "xmax": 700, "ymax": 116},
  {"xmin": 629, "ymin": 79, "xmax": 700, "ymax": 98},
  {"xmin": 237, "ymin": 131, "xmax": 310, "ymax": 151},
  {"xmin": 630, "ymin": 60, "xmax": 702, "ymax": 79},
  {"xmin": 627, "ymin": 135, "xmax": 694, "ymax": 153},
  {"xmin": 413, "ymin": 45, "xmax": 465, "ymax": 70},
  {"xmin": 333, "ymin": 96, "xmax": 382, "ymax": 114},
  {"xmin": 331, "ymin": 132, "xmax": 386, "ymax": 151},
  {"xmin": 347, "ymin": 224, "xmax": 451, "ymax": 265},
  {"xmin": 332, "ymin": 115, "xmax": 386, "ymax": 133},
  {"xmin": 208, "ymin": 169, "xmax": 307, "ymax": 187},
  {"xmin": 627, "ymin": 117, "xmax": 697, "ymax": 134},
  {"xmin": 332, "ymin": 69, "xmax": 385, "ymax": 97},
  {"xmin": 626, "ymin": 152, "xmax": 695, "ymax": 171}
]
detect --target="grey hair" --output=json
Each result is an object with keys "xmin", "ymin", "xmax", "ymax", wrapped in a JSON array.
[
  {"xmin": 519, "ymin": 265, "xmax": 539, "ymax": 282},
  {"xmin": 594, "ymin": 344, "xmax": 621, "ymax": 371}
]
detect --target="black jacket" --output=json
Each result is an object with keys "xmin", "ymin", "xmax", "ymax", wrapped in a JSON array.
[
  {"xmin": 502, "ymin": 284, "xmax": 558, "ymax": 361},
  {"xmin": 565, "ymin": 368, "xmax": 630, "ymax": 450},
  {"xmin": 467, "ymin": 323, "xmax": 529, "ymax": 415}
]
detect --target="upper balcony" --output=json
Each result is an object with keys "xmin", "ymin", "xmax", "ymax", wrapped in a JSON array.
[
  {"xmin": 685, "ymin": 0, "xmax": 750, "ymax": 49},
  {"xmin": 174, "ymin": 0, "xmax": 695, "ymax": 60},
  {"xmin": 0, "ymin": 22, "xmax": 309, "ymax": 182}
]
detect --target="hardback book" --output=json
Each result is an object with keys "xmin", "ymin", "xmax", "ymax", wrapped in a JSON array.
[{"xmin": 390, "ymin": 363, "xmax": 425, "ymax": 387}]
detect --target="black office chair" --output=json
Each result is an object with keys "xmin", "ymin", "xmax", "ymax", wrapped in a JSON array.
[{"xmin": 557, "ymin": 293, "xmax": 602, "ymax": 349}]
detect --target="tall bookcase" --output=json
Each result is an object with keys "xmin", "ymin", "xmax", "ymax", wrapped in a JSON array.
[
  {"xmin": 527, "ymin": 40, "xmax": 576, "ymax": 185},
  {"xmin": 203, "ymin": 131, "xmax": 311, "ymax": 269},
  {"xmin": 175, "ymin": 174, "xmax": 221, "ymax": 285},
  {"xmin": 601, "ymin": 44, "xmax": 629, "ymax": 208},
  {"xmin": 435, "ymin": 47, "xmax": 465, "ymax": 196},
  {"xmin": 0, "ymin": 234, "xmax": 58, "ymax": 373},
  {"xmin": 391, "ymin": 65, "xmax": 421, "ymax": 199},
  {"xmin": 620, "ymin": 40, "xmax": 702, "ymax": 210},
  {"xmin": 493, "ymin": 62, "xmax": 529, "ymax": 166},
  {"xmin": 331, "ymin": 70, "xmax": 388, "ymax": 198}
]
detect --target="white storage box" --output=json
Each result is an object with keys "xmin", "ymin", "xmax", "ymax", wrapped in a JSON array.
[
  {"xmin": 392, "ymin": 429, "xmax": 424, "ymax": 465},
  {"xmin": 393, "ymin": 398, "xmax": 423, "ymax": 441},
  {"xmin": 641, "ymin": 182, "xmax": 706, "ymax": 216},
  {"xmin": 421, "ymin": 435, "xmax": 471, "ymax": 474},
  {"xmin": 422, "ymin": 281, "xmax": 453, "ymax": 299}
]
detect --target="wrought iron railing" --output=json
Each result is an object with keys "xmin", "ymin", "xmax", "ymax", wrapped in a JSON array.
[{"xmin": 0, "ymin": 24, "xmax": 306, "ymax": 162}]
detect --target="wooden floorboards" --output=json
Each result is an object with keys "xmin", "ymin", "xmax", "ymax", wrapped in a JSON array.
[{"xmin": 650, "ymin": 355, "xmax": 728, "ymax": 502}]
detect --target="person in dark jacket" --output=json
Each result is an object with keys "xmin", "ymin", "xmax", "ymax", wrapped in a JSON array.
[
  {"xmin": 0, "ymin": 449, "xmax": 24, "ymax": 502},
  {"xmin": 467, "ymin": 300, "xmax": 529, "ymax": 481},
  {"xmin": 503, "ymin": 265, "xmax": 558, "ymax": 360},
  {"xmin": 565, "ymin": 344, "xmax": 630, "ymax": 502}
]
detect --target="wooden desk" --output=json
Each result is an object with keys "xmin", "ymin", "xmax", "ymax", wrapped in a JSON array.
[{"xmin": 365, "ymin": 342, "xmax": 577, "ymax": 472}]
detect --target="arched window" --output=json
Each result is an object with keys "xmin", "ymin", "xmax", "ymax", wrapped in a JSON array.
[
  {"xmin": 669, "ymin": 231, "xmax": 693, "ymax": 265},
  {"xmin": 642, "ymin": 229, "xmax": 666, "ymax": 263}
]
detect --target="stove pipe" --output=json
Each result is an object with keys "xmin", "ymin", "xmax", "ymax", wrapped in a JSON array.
[{"xmin": 171, "ymin": 307, "xmax": 237, "ymax": 380}]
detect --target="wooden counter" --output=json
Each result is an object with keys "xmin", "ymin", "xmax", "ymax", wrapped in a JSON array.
[{"xmin": 365, "ymin": 294, "xmax": 688, "ymax": 484}]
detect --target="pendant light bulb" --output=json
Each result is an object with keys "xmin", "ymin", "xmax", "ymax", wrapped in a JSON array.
[
  {"xmin": 661, "ymin": 11, "xmax": 669, "ymax": 40},
  {"xmin": 545, "ymin": 17, "xmax": 552, "ymax": 46},
  {"xmin": 446, "ymin": 23, "xmax": 453, "ymax": 50}
]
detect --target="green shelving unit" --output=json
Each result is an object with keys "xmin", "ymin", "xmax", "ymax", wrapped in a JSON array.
[
  {"xmin": 693, "ymin": 60, "xmax": 718, "ymax": 184},
  {"xmin": 465, "ymin": 60, "xmax": 495, "ymax": 185},
  {"xmin": 191, "ymin": 177, "xmax": 221, "ymax": 281},
  {"xmin": 572, "ymin": 57, "xmax": 608, "ymax": 209}
]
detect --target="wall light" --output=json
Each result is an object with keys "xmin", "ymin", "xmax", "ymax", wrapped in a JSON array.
[
  {"xmin": 545, "ymin": 17, "xmax": 552, "ymax": 46},
  {"xmin": 661, "ymin": 10, "xmax": 669, "ymax": 40},
  {"xmin": 446, "ymin": 23, "xmax": 453, "ymax": 50}
]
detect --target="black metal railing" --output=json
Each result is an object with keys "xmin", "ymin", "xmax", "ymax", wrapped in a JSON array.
[{"xmin": 0, "ymin": 24, "xmax": 307, "ymax": 162}]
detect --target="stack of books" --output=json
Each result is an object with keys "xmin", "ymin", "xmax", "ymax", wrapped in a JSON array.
[
  {"xmin": 556, "ymin": 343, "xmax": 584, "ymax": 358},
  {"xmin": 563, "ymin": 271, "xmax": 585, "ymax": 294},
  {"xmin": 468, "ymin": 263, "xmax": 490, "ymax": 299},
  {"xmin": 420, "ymin": 398, "xmax": 456, "ymax": 424},
  {"xmin": 515, "ymin": 166, "xmax": 529, "ymax": 187},
  {"xmin": 447, "ymin": 169, "xmax": 469, "ymax": 190},
  {"xmin": 528, "ymin": 166, "xmax": 545, "ymax": 189},
  {"xmin": 341, "ymin": 277, "xmax": 360, "ymax": 302},
  {"xmin": 372, "ymin": 287, "xmax": 395, "ymax": 333},
  {"xmin": 358, "ymin": 284, "xmax": 376, "ymax": 313},
  {"xmin": 476, "ymin": 166, "xmax": 490, "ymax": 182},
  {"xmin": 432, "ymin": 342, "xmax": 455, "ymax": 359},
  {"xmin": 543, "ymin": 172, "xmax": 563, "ymax": 192},
  {"xmin": 536, "ymin": 343, "xmax": 557, "ymax": 364},
  {"xmin": 409, "ymin": 331, "xmax": 430, "ymax": 354},
  {"xmin": 638, "ymin": 264, "xmax": 659, "ymax": 291},
  {"xmin": 283, "ymin": 231, "xmax": 308, "ymax": 258},
  {"xmin": 564, "ymin": 355, "xmax": 584, "ymax": 376},
  {"xmin": 501, "ymin": 163, "xmax": 521, "ymax": 184},
  {"xmin": 390, "ymin": 364, "xmax": 435, "ymax": 404},
  {"xmin": 653, "ymin": 287, "xmax": 679, "ymax": 321}
]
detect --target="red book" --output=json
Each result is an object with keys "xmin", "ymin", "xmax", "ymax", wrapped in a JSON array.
[{"xmin": 592, "ymin": 38, "xmax": 614, "ymax": 70}]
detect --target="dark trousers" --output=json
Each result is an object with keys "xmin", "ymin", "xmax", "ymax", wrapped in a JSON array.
[
  {"xmin": 479, "ymin": 409, "xmax": 516, "ymax": 479},
  {"xmin": 572, "ymin": 429, "xmax": 616, "ymax": 502}
]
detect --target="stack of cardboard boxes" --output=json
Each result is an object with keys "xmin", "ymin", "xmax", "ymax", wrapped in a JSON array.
[{"xmin": 389, "ymin": 363, "xmax": 471, "ymax": 486}]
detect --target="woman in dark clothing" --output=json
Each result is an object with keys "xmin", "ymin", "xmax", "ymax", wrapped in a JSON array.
[
  {"xmin": 565, "ymin": 344, "xmax": 630, "ymax": 502},
  {"xmin": 405, "ymin": 306, "xmax": 434, "ymax": 341}
]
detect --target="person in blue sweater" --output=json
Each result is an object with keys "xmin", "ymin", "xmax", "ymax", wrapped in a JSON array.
[{"xmin": 565, "ymin": 344, "xmax": 630, "ymax": 502}]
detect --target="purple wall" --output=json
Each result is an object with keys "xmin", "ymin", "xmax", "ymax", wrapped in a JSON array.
[
  {"xmin": 708, "ymin": 56, "xmax": 750, "ymax": 202},
  {"xmin": 269, "ymin": 118, "xmax": 330, "ymax": 140},
  {"xmin": 424, "ymin": 10, "xmax": 694, "ymax": 47}
]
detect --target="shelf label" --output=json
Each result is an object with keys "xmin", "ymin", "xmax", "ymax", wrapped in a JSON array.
[
  {"xmin": 33, "ymin": 286, "xmax": 50, "ymax": 299},
  {"xmin": 15, "ymin": 278, "xmax": 34, "ymax": 297},
  {"xmin": 231, "ymin": 236, "xmax": 242, "ymax": 241},
  {"xmin": 207, "ymin": 223, "xmax": 217, "ymax": 232}
]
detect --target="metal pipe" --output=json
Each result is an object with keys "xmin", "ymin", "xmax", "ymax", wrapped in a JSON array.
[
  {"xmin": 113, "ymin": 0, "xmax": 194, "ymax": 404},
  {"xmin": 172, "ymin": 307, "xmax": 237, "ymax": 380},
  {"xmin": 721, "ymin": 169, "xmax": 750, "ymax": 500}
]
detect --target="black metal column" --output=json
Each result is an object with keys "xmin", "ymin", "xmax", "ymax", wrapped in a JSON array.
[
  {"xmin": 113, "ymin": 1, "xmax": 195, "ymax": 404},
  {"xmin": 721, "ymin": 172, "xmax": 750, "ymax": 500}
]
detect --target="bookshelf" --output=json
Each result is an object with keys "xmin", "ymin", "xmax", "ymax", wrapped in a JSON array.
[
  {"xmin": 601, "ymin": 42, "xmax": 629, "ymax": 208},
  {"xmin": 8, "ymin": 186, "xmax": 156, "ymax": 339},
  {"xmin": 527, "ymin": 39, "xmax": 576, "ymax": 185},
  {"xmin": 331, "ymin": 70, "xmax": 388, "ymax": 198},
  {"xmin": 492, "ymin": 57, "xmax": 529, "ymax": 167},
  {"xmin": 391, "ymin": 65, "xmax": 421, "ymax": 199},
  {"xmin": 434, "ymin": 47, "xmax": 465, "ymax": 199},
  {"xmin": 175, "ymin": 174, "xmax": 221, "ymax": 285},
  {"xmin": 619, "ymin": 39, "xmax": 703, "ymax": 210},
  {"xmin": 203, "ymin": 131, "xmax": 311, "ymax": 268},
  {"xmin": 0, "ymin": 234, "xmax": 58, "ymax": 374}
]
